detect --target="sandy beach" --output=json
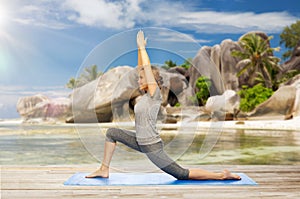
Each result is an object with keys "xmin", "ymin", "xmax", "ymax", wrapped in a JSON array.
[{"xmin": 2, "ymin": 117, "xmax": 300, "ymax": 131}]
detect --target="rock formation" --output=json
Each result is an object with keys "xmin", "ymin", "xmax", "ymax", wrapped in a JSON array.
[
  {"xmin": 17, "ymin": 94, "xmax": 71, "ymax": 123},
  {"xmin": 17, "ymin": 94, "xmax": 49, "ymax": 118},
  {"xmin": 203, "ymin": 90, "xmax": 240, "ymax": 120},
  {"xmin": 68, "ymin": 66, "xmax": 194, "ymax": 123},
  {"xmin": 190, "ymin": 46, "xmax": 225, "ymax": 96},
  {"xmin": 240, "ymin": 86, "xmax": 296, "ymax": 120},
  {"xmin": 220, "ymin": 39, "xmax": 242, "ymax": 91},
  {"xmin": 281, "ymin": 74, "xmax": 300, "ymax": 118},
  {"xmin": 205, "ymin": 90, "xmax": 240, "ymax": 114}
]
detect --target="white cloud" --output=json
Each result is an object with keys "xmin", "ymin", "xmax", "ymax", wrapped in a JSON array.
[
  {"xmin": 12, "ymin": 1, "xmax": 71, "ymax": 29},
  {"xmin": 176, "ymin": 11, "xmax": 297, "ymax": 33},
  {"xmin": 152, "ymin": 31, "xmax": 211, "ymax": 44},
  {"xmin": 62, "ymin": 0, "xmax": 143, "ymax": 29},
  {"xmin": 10, "ymin": 0, "xmax": 299, "ymax": 33}
]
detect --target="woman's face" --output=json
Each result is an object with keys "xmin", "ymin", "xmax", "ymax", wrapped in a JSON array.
[{"xmin": 138, "ymin": 70, "xmax": 148, "ymax": 91}]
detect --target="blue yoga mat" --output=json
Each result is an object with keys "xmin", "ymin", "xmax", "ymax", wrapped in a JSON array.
[{"xmin": 64, "ymin": 172, "xmax": 257, "ymax": 186}]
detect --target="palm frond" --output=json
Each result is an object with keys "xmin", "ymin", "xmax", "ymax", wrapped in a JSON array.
[{"xmin": 237, "ymin": 61, "xmax": 252, "ymax": 77}]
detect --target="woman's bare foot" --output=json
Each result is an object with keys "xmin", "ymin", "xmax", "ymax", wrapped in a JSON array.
[
  {"xmin": 85, "ymin": 167, "xmax": 109, "ymax": 178},
  {"xmin": 222, "ymin": 169, "xmax": 241, "ymax": 180}
]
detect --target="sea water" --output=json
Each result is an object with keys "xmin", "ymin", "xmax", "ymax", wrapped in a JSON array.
[{"xmin": 0, "ymin": 122, "xmax": 299, "ymax": 166}]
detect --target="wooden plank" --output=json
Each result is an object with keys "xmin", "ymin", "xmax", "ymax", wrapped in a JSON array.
[{"xmin": 1, "ymin": 165, "xmax": 300, "ymax": 199}]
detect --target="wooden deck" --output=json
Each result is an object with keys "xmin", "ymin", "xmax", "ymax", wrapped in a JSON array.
[{"xmin": 1, "ymin": 165, "xmax": 300, "ymax": 199}]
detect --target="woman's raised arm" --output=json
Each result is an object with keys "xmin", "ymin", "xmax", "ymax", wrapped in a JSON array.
[{"xmin": 137, "ymin": 30, "xmax": 158, "ymax": 96}]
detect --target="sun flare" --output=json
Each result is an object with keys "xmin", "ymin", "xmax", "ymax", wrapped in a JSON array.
[{"xmin": 0, "ymin": 4, "xmax": 8, "ymax": 28}]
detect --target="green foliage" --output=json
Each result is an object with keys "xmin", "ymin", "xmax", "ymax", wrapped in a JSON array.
[
  {"xmin": 273, "ymin": 70, "xmax": 300, "ymax": 90},
  {"xmin": 66, "ymin": 65, "xmax": 103, "ymax": 89},
  {"xmin": 238, "ymin": 84, "xmax": 273, "ymax": 112},
  {"xmin": 181, "ymin": 58, "xmax": 193, "ymax": 69},
  {"xmin": 66, "ymin": 77, "xmax": 77, "ymax": 89},
  {"xmin": 195, "ymin": 76, "xmax": 211, "ymax": 106},
  {"xmin": 232, "ymin": 33, "xmax": 280, "ymax": 89},
  {"xmin": 174, "ymin": 102, "xmax": 181, "ymax": 107},
  {"xmin": 162, "ymin": 60, "xmax": 177, "ymax": 69},
  {"xmin": 162, "ymin": 58, "xmax": 192, "ymax": 70},
  {"xmin": 280, "ymin": 20, "xmax": 300, "ymax": 60}
]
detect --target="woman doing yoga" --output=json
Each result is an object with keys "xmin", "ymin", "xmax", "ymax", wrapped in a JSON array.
[{"xmin": 86, "ymin": 30, "xmax": 241, "ymax": 181}]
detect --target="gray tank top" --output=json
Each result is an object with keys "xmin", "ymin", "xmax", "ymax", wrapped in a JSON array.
[{"xmin": 134, "ymin": 88, "xmax": 162, "ymax": 145}]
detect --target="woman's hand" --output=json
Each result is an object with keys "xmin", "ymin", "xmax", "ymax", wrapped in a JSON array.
[{"xmin": 137, "ymin": 30, "xmax": 147, "ymax": 49}]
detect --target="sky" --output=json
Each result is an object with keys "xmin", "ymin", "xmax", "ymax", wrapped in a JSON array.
[{"xmin": 0, "ymin": 0, "xmax": 299, "ymax": 119}]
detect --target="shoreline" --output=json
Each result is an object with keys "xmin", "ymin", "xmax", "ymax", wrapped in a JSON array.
[{"xmin": 1, "ymin": 117, "xmax": 300, "ymax": 131}]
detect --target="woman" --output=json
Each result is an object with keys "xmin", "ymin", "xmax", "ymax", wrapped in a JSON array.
[{"xmin": 86, "ymin": 30, "xmax": 241, "ymax": 180}]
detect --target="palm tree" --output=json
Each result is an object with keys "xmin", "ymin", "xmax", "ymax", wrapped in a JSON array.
[
  {"xmin": 66, "ymin": 65, "xmax": 103, "ymax": 89},
  {"xmin": 232, "ymin": 33, "xmax": 280, "ymax": 89},
  {"xmin": 163, "ymin": 60, "xmax": 177, "ymax": 69},
  {"xmin": 79, "ymin": 65, "xmax": 103, "ymax": 83},
  {"xmin": 66, "ymin": 77, "xmax": 77, "ymax": 89},
  {"xmin": 280, "ymin": 20, "xmax": 300, "ymax": 60}
]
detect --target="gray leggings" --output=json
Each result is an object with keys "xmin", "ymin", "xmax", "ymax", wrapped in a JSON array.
[{"xmin": 105, "ymin": 128, "xmax": 190, "ymax": 180}]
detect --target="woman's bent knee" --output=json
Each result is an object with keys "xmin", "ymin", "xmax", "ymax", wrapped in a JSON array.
[{"xmin": 105, "ymin": 128, "xmax": 118, "ymax": 143}]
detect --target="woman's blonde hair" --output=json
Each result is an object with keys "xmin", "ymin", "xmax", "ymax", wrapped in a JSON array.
[
  {"xmin": 140, "ymin": 66, "xmax": 163, "ymax": 89},
  {"xmin": 151, "ymin": 66, "xmax": 163, "ymax": 88}
]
